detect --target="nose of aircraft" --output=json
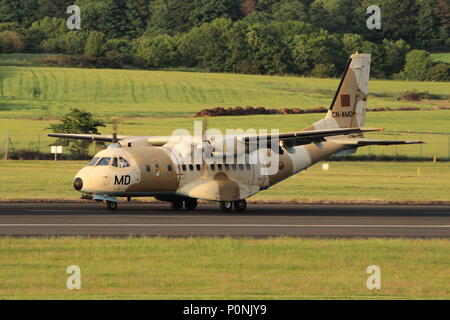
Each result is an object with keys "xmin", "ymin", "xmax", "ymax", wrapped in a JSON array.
[{"xmin": 73, "ymin": 177, "xmax": 83, "ymax": 191}]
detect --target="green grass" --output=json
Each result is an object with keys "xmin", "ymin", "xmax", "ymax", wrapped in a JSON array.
[
  {"xmin": 0, "ymin": 54, "xmax": 55, "ymax": 67},
  {"xmin": 0, "ymin": 237, "xmax": 448, "ymax": 299},
  {"xmin": 1, "ymin": 160, "xmax": 449, "ymax": 202},
  {"xmin": 0, "ymin": 65, "xmax": 449, "ymax": 158},
  {"xmin": 431, "ymin": 53, "xmax": 450, "ymax": 64},
  {"xmin": 2, "ymin": 111, "xmax": 450, "ymax": 159},
  {"xmin": 0, "ymin": 66, "xmax": 449, "ymax": 119}
]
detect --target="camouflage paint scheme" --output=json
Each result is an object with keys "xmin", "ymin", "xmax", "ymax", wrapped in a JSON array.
[{"xmin": 54, "ymin": 54, "xmax": 420, "ymax": 205}]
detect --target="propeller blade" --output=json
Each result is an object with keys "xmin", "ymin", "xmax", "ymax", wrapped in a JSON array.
[
  {"xmin": 112, "ymin": 117, "xmax": 119, "ymax": 143},
  {"xmin": 200, "ymin": 118, "xmax": 209, "ymax": 179}
]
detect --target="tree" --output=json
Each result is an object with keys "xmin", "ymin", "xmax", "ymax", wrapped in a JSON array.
[
  {"xmin": 415, "ymin": 0, "xmax": 441, "ymax": 47},
  {"xmin": 292, "ymin": 29, "xmax": 343, "ymax": 76},
  {"xmin": 134, "ymin": 34, "xmax": 180, "ymax": 67},
  {"xmin": 190, "ymin": 0, "xmax": 243, "ymax": 25},
  {"xmin": 272, "ymin": 0, "xmax": 308, "ymax": 22},
  {"xmin": 0, "ymin": 30, "xmax": 25, "ymax": 52},
  {"xmin": 84, "ymin": 31, "xmax": 106, "ymax": 57},
  {"xmin": 179, "ymin": 18, "xmax": 232, "ymax": 71},
  {"xmin": 400, "ymin": 50, "xmax": 433, "ymax": 81},
  {"xmin": 241, "ymin": 0, "xmax": 257, "ymax": 16},
  {"xmin": 428, "ymin": 63, "xmax": 450, "ymax": 81},
  {"xmin": 29, "ymin": 17, "xmax": 66, "ymax": 40},
  {"xmin": 47, "ymin": 108, "xmax": 105, "ymax": 157},
  {"xmin": 342, "ymin": 33, "xmax": 364, "ymax": 57},
  {"xmin": 41, "ymin": 31, "xmax": 87, "ymax": 55},
  {"xmin": 146, "ymin": 0, "xmax": 195, "ymax": 35}
]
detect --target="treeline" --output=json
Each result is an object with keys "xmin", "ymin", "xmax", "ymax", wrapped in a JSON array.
[{"xmin": 0, "ymin": 0, "xmax": 449, "ymax": 80}]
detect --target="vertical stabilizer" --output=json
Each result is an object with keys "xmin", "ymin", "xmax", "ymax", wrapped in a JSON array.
[{"xmin": 305, "ymin": 53, "xmax": 371, "ymax": 131}]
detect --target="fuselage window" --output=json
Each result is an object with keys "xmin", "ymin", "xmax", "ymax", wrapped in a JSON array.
[
  {"xmin": 225, "ymin": 164, "xmax": 230, "ymax": 171},
  {"xmin": 232, "ymin": 164, "xmax": 237, "ymax": 170},
  {"xmin": 217, "ymin": 164, "xmax": 223, "ymax": 171},
  {"xmin": 97, "ymin": 157, "xmax": 111, "ymax": 166},
  {"xmin": 238, "ymin": 164, "xmax": 244, "ymax": 170},
  {"xmin": 189, "ymin": 164, "xmax": 194, "ymax": 171},
  {"xmin": 210, "ymin": 164, "xmax": 215, "ymax": 171},
  {"xmin": 168, "ymin": 164, "xmax": 173, "ymax": 171},
  {"xmin": 196, "ymin": 164, "xmax": 201, "ymax": 171},
  {"xmin": 246, "ymin": 164, "xmax": 251, "ymax": 170},
  {"xmin": 146, "ymin": 165, "xmax": 151, "ymax": 172},
  {"xmin": 119, "ymin": 157, "xmax": 129, "ymax": 168},
  {"xmin": 111, "ymin": 158, "xmax": 118, "ymax": 167},
  {"xmin": 88, "ymin": 157, "xmax": 99, "ymax": 166},
  {"xmin": 182, "ymin": 165, "xmax": 187, "ymax": 171}
]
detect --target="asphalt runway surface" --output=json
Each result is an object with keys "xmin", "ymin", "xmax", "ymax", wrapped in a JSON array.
[{"xmin": 0, "ymin": 202, "xmax": 449, "ymax": 238}]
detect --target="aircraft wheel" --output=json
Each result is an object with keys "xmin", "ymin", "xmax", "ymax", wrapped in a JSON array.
[
  {"xmin": 219, "ymin": 201, "xmax": 233, "ymax": 212},
  {"xmin": 234, "ymin": 200, "xmax": 247, "ymax": 212},
  {"xmin": 106, "ymin": 201, "xmax": 118, "ymax": 210},
  {"xmin": 170, "ymin": 200, "xmax": 183, "ymax": 210},
  {"xmin": 184, "ymin": 198, "xmax": 198, "ymax": 210}
]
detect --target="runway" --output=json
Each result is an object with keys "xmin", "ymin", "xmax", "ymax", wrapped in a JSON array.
[{"xmin": 0, "ymin": 203, "xmax": 449, "ymax": 237}]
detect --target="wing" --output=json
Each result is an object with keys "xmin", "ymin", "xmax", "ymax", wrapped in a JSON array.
[
  {"xmin": 48, "ymin": 133, "xmax": 127, "ymax": 142},
  {"xmin": 242, "ymin": 127, "xmax": 381, "ymax": 147}
]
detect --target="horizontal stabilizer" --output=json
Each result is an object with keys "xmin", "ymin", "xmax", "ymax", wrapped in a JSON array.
[
  {"xmin": 336, "ymin": 139, "xmax": 424, "ymax": 147},
  {"xmin": 243, "ymin": 127, "xmax": 381, "ymax": 147}
]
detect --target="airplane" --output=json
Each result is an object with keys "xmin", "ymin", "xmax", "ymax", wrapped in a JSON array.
[{"xmin": 49, "ymin": 53, "xmax": 422, "ymax": 211}]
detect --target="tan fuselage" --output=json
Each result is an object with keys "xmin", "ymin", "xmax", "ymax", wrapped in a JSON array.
[{"xmin": 75, "ymin": 139, "xmax": 346, "ymax": 202}]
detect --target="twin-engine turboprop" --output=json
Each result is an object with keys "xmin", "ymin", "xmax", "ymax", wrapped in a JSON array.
[{"xmin": 49, "ymin": 53, "xmax": 422, "ymax": 211}]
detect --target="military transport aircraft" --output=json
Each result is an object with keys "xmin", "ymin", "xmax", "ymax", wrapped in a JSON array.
[{"xmin": 49, "ymin": 53, "xmax": 421, "ymax": 211}]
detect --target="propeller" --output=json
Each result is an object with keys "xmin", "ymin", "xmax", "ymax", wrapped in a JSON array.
[
  {"xmin": 111, "ymin": 116, "xmax": 119, "ymax": 143},
  {"xmin": 200, "ymin": 118, "xmax": 210, "ymax": 179}
]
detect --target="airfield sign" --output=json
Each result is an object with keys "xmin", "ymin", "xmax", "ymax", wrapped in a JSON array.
[{"xmin": 51, "ymin": 146, "xmax": 63, "ymax": 161}]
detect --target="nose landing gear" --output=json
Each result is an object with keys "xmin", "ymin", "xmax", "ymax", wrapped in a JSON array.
[{"xmin": 105, "ymin": 201, "xmax": 118, "ymax": 210}]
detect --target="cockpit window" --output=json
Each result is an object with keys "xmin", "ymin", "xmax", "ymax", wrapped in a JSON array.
[
  {"xmin": 97, "ymin": 157, "xmax": 111, "ymax": 166},
  {"xmin": 88, "ymin": 157, "xmax": 99, "ymax": 166},
  {"xmin": 118, "ymin": 157, "xmax": 129, "ymax": 168},
  {"xmin": 111, "ymin": 158, "xmax": 118, "ymax": 167}
]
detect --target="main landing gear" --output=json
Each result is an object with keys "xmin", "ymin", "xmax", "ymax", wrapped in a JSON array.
[
  {"xmin": 219, "ymin": 199, "xmax": 247, "ymax": 212},
  {"xmin": 170, "ymin": 198, "xmax": 198, "ymax": 211}
]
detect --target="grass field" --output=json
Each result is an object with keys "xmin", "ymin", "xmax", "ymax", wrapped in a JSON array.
[
  {"xmin": 431, "ymin": 53, "xmax": 450, "ymax": 64},
  {"xmin": 2, "ymin": 111, "xmax": 450, "ymax": 159},
  {"xmin": 1, "ymin": 160, "xmax": 449, "ymax": 202},
  {"xmin": 0, "ymin": 237, "xmax": 448, "ymax": 299},
  {"xmin": 0, "ymin": 64, "xmax": 449, "ymax": 159},
  {"xmin": 1, "ymin": 65, "xmax": 449, "ymax": 119}
]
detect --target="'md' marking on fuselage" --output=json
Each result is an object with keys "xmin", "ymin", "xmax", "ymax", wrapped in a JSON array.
[
  {"xmin": 332, "ymin": 111, "xmax": 354, "ymax": 118},
  {"xmin": 114, "ymin": 175, "xmax": 131, "ymax": 185}
]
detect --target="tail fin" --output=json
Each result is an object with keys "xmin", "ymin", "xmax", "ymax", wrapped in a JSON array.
[{"xmin": 306, "ymin": 53, "xmax": 371, "ymax": 131}]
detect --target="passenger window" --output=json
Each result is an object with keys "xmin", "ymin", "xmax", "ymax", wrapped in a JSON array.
[
  {"xmin": 97, "ymin": 157, "xmax": 111, "ymax": 166},
  {"xmin": 118, "ymin": 157, "xmax": 129, "ymax": 168},
  {"xmin": 88, "ymin": 157, "xmax": 99, "ymax": 166},
  {"xmin": 210, "ymin": 164, "xmax": 215, "ymax": 171},
  {"xmin": 246, "ymin": 164, "xmax": 251, "ymax": 170},
  {"xmin": 238, "ymin": 164, "xmax": 244, "ymax": 170},
  {"xmin": 225, "ymin": 164, "xmax": 230, "ymax": 171},
  {"xmin": 146, "ymin": 165, "xmax": 151, "ymax": 172},
  {"xmin": 168, "ymin": 164, "xmax": 173, "ymax": 171},
  {"xmin": 232, "ymin": 164, "xmax": 237, "ymax": 171},
  {"xmin": 196, "ymin": 164, "xmax": 201, "ymax": 171},
  {"xmin": 111, "ymin": 158, "xmax": 118, "ymax": 167},
  {"xmin": 182, "ymin": 165, "xmax": 186, "ymax": 171},
  {"xmin": 189, "ymin": 164, "xmax": 194, "ymax": 171},
  {"xmin": 217, "ymin": 164, "xmax": 222, "ymax": 171}
]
